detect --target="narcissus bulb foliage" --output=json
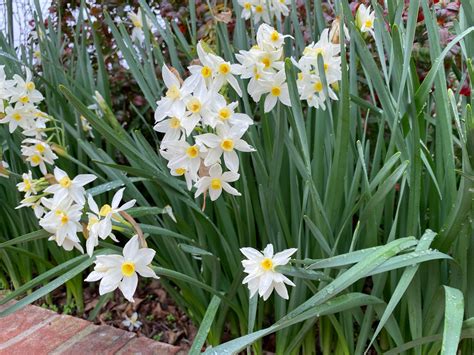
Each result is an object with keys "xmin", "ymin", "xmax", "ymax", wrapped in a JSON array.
[
  {"xmin": 85, "ymin": 235, "xmax": 159, "ymax": 302},
  {"xmin": 241, "ymin": 244, "xmax": 297, "ymax": 300}
]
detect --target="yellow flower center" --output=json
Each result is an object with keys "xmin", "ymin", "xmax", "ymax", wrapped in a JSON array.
[
  {"xmin": 186, "ymin": 145, "xmax": 199, "ymax": 158},
  {"xmin": 166, "ymin": 85, "xmax": 180, "ymax": 99},
  {"xmin": 218, "ymin": 108, "xmax": 231, "ymax": 120},
  {"xmin": 175, "ymin": 168, "xmax": 186, "ymax": 176},
  {"xmin": 36, "ymin": 144, "xmax": 45, "ymax": 153},
  {"xmin": 88, "ymin": 216, "xmax": 99, "ymax": 229},
  {"xmin": 210, "ymin": 178, "xmax": 222, "ymax": 190},
  {"xmin": 19, "ymin": 95, "xmax": 30, "ymax": 104},
  {"xmin": 12, "ymin": 113, "xmax": 22, "ymax": 121},
  {"xmin": 59, "ymin": 176, "xmax": 72, "ymax": 188},
  {"xmin": 270, "ymin": 31, "xmax": 280, "ymax": 42},
  {"xmin": 314, "ymin": 81, "xmax": 323, "ymax": 92},
  {"xmin": 297, "ymin": 72, "xmax": 303, "ymax": 81},
  {"xmin": 218, "ymin": 63, "xmax": 231, "ymax": 75},
  {"xmin": 365, "ymin": 19, "xmax": 373, "ymax": 28},
  {"xmin": 244, "ymin": 2, "xmax": 251, "ymax": 10},
  {"xmin": 201, "ymin": 66, "xmax": 212, "ymax": 78},
  {"xmin": 324, "ymin": 63, "xmax": 329, "ymax": 71},
  {"xmin": 261, "ymin": 56, "xmax": 271, "ymax": 68},
  {"xmin": 23, "ymin": 179, "xmax": 32, "ymax": 191},
  {"xmin": 132, "ymin": 18, "xmax": 142, "ymax": 28},
  {"xmin": 31, "ymin": 155, "xmax": 41, "ymax": 164},
  {"xmin": 271, "ymin": 86, "xmax": 281, "ymax": 96},
  {"xmin": 169, "ymin": 117, "xmax": 181, "ymax": 128},
  {"xmin": 220, "ymin": 138, "xmax": 234, "ymax": 151},
  {"xmin": 99, "ymin": 204, "xmax": 112, "ymax": 217},
  {"xmin": 261, "ymin": 258, "xmax": 273, "ymax": 271},
  {"xmin": 187, "ymin": 98, "xmax": 202, "ymax": 113},
  {"xmin": 26, "ymin": 81, "xmax": 35, "ymax": 91},
  {"xmin": 121, "ymin": 261, "xmax": 136, "ymax": 277},
  {"xmin": 60, "ymin": 214, "xmax": 69, "ymax": 225},
  {"xmin": 255, "ymin": 5, "xmax": 263, "ymax": 13}
]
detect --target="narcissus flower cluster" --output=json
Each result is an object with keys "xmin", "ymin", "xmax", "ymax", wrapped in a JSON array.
[
  {"xmin": 1, "ymin": 67, "xmax": 148, "ymax": 301},
  {"xmin": 155, "ymin": 42, "xmax": 255, "ymax": 201},
  {"xmin": 237, "ymin": 0, "xmax": 290, "ymax": 24}
]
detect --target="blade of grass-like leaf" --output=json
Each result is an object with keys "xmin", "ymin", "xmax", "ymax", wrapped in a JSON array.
[
  {"xmin": 441, "ymin": 286, "xmax": 464, "ymax": 355},
  {"xmin": 189, "ymin": 295, "xmax": 222, "ymax": 355},
  {"xmin": 0, "ymin": 230, "xmax": 49, "ymax": 249},
  {"xmin": 204, "ymin": 293, "xmax": 383, "ymax": 354},
  {"xmin": 366, "ymin": 230, "xmax": 437, "ymax": 351}
]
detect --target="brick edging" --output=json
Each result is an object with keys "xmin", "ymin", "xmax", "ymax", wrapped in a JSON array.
[{"xmin": 0, "ymin": 301, "xmax": 183, "ymax": 354}]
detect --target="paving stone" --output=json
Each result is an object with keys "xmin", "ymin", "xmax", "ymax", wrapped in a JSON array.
[
  {"xmin": 0, "ymin": 302, "xmax": 183, "ymax": 355},
  {"xmin": 57, "ymin": 324, "xmax": 136, "ymax": 354},
  {"xmin": 5, "ymin": 313, "xmax": 91, "ymax": 354},
  {"xmin": 0, "ymin": 305, "xmax": 58, "ymax": 347},
  {"xmin": 115, "ymin": 336, "xmax": 182, "ymax": 355}
]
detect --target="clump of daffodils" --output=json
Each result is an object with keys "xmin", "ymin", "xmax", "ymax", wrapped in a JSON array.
[
  {"xmin": 2, "ymin": 65, "xmax": 151, "ymax": 303},
  {"xmin": 295, "ymin": 28, "xmax": 342, "ymax": 110},
  {"xmin": 0, "ymin": 65, "xmax": 57, "ymax": 175},
  {"xmin": 234, "ymin": 24, "xmax": 292, "ymax": 113},
  {"xmin": 155, "ymin": 42, "xmax": 255, "ymax": 202},
  {"xmin": 241, "ymin": 244, "xmax": 297, "ymax": 300},
  {"xmin": 237, "ymin": 0, "xmax": 290, "ymax": 24}
]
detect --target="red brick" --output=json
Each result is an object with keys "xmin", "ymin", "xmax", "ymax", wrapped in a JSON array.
[
  {"xmin": 4, "ymin": 313, "xmax": 91, "ymax": 354},
  {"xmin": 116, "ymin": 336, "xmax": 182, "ymax": 355},
  {"xmin": 0, "ymin": 305, "xmax": 58, "ymax": 345},
  {"xmin": 57, "ymin": 325, "xmax": 135, "ymax": 354}
]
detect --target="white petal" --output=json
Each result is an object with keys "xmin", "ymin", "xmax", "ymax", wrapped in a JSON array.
[
  {"xmin": 119, "ymin": 273, "xmax": 138, "ymax": 302},
  {"xmin": 123, "ymin": 235, "xmax": 140, "ymax": 260}
]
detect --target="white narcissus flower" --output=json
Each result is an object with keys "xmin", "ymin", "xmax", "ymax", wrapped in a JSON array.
[
  {"xmin": 128, "ymin": 8, "xmax": 152, "ymax": 43},
  {"xmin": 154, "ymin": 113, "xmax": 186, "ymax": 142},
  {"xmin": 162, "ymin": 140, "xmax": 205, "ymax": 179},
  {"xmin": 16, "ymin": 171, "xmax": 39, "ymax": 197},
  {"xmin": 195, "ymin": 164, "xmax": 241, "ymax": 201},
  {"xmin": 187, "ymin": 42, "xmax": 217, "ymax": 89},
  {"xmin": 253, "ymin": 70, "xmax": 291, "ymax": 112},
  {"xmin": 154, "ymin": 64, "xmax": 193, "ymax": 122},
  {"xmin": 16, "ymin": 195, "xmax": 45, "ymax": 218},
  {"xmin": 256, "ymin": 24, "xmax": 291, "ymax": 51},
  {"xmin": 45, "ymin": 167, "xmax": 96, "ymax": 206},
  {"xmin": 0, "ymin": 65, "xmax": 15, "ymax": 104},
  {"xmin": 84, "ymin": 235, "xmax": 159, "ymax": 302},
  {"xmin": 237, "ymin": 0, "xmax": 253, "ymax": 20},
  {"xmin": 2, "ymin": 103, "xmax": 36, "ymax": 133},
  {"xmin": 20, "ymin": 139, "xmax": 58, "ymax": 175},
  {"xmin": 355, "ymin": 4, "xmax": 375, "ymax": 36},
  {"xmin": 241, "ymin": 244, "xmax": 297, "ymax": 300},
  {"xmin": 122, "ymin": 312, "xmax": 142, "ymax": 331},
  {"xmin": 205, "ymin": 95, "xmax": 253, "ymax": 129},
  {"xmin": 252, "ymin": 0, "xmax": 271, "ymax": 24},
  {"xmin": 182, "ymin": 81, "xmax": 213, "ymax": 135},
  {"xmin": 95, "ymin": 188, "xmax": 136, "ymax": 240},
  {"xmin": 85, "ymin": 194, "xmax": 120, "ymax": 257},
  {"xmin": 195, "ymin": 124, "xmax": 255, "ymax": 172},
  {"xmin": 39, "ymin": 198, "xmax": 84, "ymax": 253},
  {"xmin": 207, "ymin": 53, "xmax": 243, "ymax": 96},
  {"xmin": 10, "ymin": 67, "xmax": 44, "ymax": 105}
]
